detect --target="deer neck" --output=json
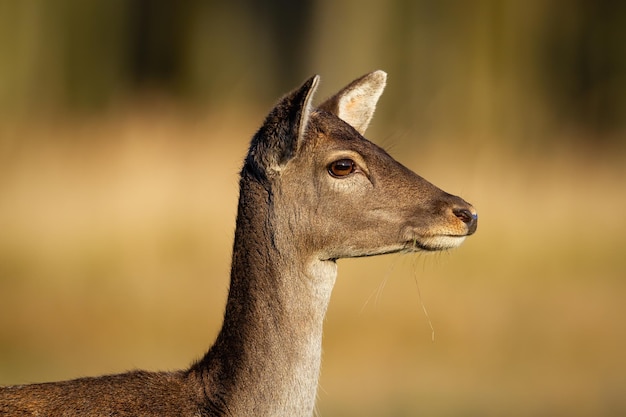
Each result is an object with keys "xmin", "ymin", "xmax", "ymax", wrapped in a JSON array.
[{"xmin": 193, "ymin": 174, "xmax": 337, "ymax": 417}]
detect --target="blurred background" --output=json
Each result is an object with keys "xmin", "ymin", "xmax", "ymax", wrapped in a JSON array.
[{"xmin": 1, "ymin": 1, "xmax": 625, "ymax": 416}]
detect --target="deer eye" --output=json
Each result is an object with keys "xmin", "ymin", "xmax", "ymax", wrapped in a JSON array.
[{"xmin": 328, "ymin": 159, "xmax": 356, "ymax": 178}]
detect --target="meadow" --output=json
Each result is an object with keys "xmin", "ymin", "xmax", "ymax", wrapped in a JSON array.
[{"xmin": 1, "ymin": 105, "xmax": 625, "ymax": 416}]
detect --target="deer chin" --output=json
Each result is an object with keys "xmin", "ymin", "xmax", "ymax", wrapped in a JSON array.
[{"xmin": 407, "ymin": 235, "xmax": 468, "ymax": 252}]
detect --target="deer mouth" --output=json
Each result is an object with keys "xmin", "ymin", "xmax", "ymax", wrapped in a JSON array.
[{"xmin": 404, "ymin": 234, "xmax": 468, "ymax": 252}]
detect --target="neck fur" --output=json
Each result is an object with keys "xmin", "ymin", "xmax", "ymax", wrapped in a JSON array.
[{"xmin": 191, "ymin": 174, "xmax": 337, "ymax": 417}]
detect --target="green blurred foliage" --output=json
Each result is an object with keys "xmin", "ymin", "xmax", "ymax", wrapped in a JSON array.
[{"xmin": 1, "ymin": 0, "xmax": 624, "ymax": 145}]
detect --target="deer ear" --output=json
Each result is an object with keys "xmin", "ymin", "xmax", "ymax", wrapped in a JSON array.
[
  {"xmin": 318, "ymin": 70, "xmax": 386, "ymax": 135},
  {"xmin": 247, "ymin": 75, "xmax": 319, "ymax": 176}
]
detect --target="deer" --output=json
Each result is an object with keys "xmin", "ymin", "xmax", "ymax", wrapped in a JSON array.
[{"xmin": 0, "ymin": 70, "xmax": 477, "ymax": 417}]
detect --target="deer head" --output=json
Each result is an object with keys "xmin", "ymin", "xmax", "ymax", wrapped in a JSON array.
[{"xmin": 243, "ymin": 70, "xmax": 477, "ymax": 265}]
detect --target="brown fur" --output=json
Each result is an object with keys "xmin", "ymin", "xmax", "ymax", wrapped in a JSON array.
[{"xmin": 0, "ymin": 71, "xmax": 477, "ymax": 417}]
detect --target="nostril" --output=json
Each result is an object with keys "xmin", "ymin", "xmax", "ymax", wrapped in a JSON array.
[
  {"xmin": 453, "ymin": 207, "xmax": 478, "ymax": 235},
  {"xmin": 453, "ymin": 208, "xmax": 474, "ymax": 224}
]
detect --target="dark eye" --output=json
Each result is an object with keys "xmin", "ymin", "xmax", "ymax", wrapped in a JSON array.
[{"xmin": 328, "ymin": 159, "xmax": 356, "ymax": 178}]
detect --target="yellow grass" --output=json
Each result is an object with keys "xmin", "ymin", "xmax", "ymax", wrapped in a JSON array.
[{"xmin": 1, "ymin": 107, "xmax": 625, "ymax": 416}]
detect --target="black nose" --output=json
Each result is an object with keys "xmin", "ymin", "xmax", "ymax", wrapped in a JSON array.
[{"xmin": 453, "ymin": 208, "xmax": 478, "ymax": 235}]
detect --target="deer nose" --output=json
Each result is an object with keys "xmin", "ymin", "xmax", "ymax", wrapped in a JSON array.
[{"xmin": 453, "ymin": 207, "xmax": 478, "ymax": 235}]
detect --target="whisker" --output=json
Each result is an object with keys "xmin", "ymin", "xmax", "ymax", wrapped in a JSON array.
[
  {"xmin": 359, "ymin": 255, "xmax": 399, "ymax": 313},
  {"xmin": 411, "ymin": 255, "xmax": 435, "ymax": 342}
]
